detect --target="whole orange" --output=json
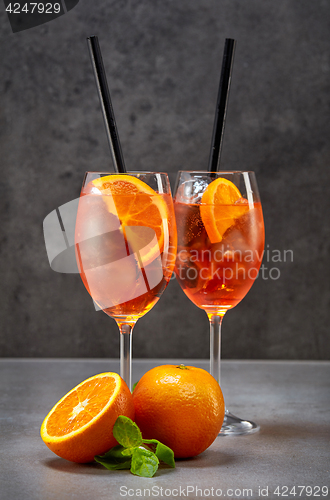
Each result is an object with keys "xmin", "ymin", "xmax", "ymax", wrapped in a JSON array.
[
  {"xmin": 40, "ymin": 372, "xmax": 135, "ymax": 463},
  {"xmin": 132, "ymin": 364, "xmax": 225, "ymax": 458}
]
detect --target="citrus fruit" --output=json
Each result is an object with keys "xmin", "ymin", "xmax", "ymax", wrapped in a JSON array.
[
  {"xmin": 88, "ymin": 174, "xmax": 170, "ymax": 266},
  {"xmin": 200, "ymin": 177, "xmax": 249, "ymax": 243},
  {"xmin": 40, "ymin": 372, "xmax": 134, "ymax": 463},
  {"xmin": 132, "ymin": 364, "xmax": 225, "ymax": 458}
]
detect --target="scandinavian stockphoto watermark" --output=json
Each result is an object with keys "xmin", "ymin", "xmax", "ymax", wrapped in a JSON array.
[
  {"xmin": 43, "ymin": 198, "xmax": 293, "ymax": 310},
  {"xmin": 174, "ymin": 244, "xmax": 293, "ymax": 283}
]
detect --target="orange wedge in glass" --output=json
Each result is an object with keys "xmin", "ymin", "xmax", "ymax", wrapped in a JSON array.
[
  {"xmin": 40, "ymin": 372, "xmax": 134, "ymax": 463},
  {"xmin": 89, "ymin": 175, "xmax": 170, "ymax": 266},
  {"xmin": 200, "ymin": 177, "xmax": 249, "ymax": 243}
]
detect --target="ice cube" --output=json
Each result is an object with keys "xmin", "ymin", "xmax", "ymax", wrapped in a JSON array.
[
  {"xmin": 176, "ymin": 179, "xmax": 209, "ymax": 203},
  {"xmin": 222, "ymin": 207, "xmax": 263, "ymax": 256}
]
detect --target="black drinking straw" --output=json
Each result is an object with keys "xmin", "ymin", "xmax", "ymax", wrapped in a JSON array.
[
  {"xmin": 208, "ymin": 38, "xmax": 236, "ymax": 172},
  {"xmin": 87, "ymin": 35, "xmax": 126, "ymax": 173}
]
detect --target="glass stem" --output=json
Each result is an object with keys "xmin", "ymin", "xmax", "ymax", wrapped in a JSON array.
[
  {"xmin": 119, "ymin": 323, "xmax": 134, "ymax": 391},
  {"xmin": 209, "ymin": 314, "xmax": 224, "ymax": 385}
]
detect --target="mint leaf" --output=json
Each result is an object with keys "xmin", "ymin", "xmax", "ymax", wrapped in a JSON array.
[
  {"xmin": 94, "ymin": 417, "xmax": 176, "ymax": 477},
  {"xmin": 143, "ymin": 439, "xmax": 175, "ymax": 468},
  {"xmin": 113, "ymin": 416, "xmax": 143, "ymax": 448},
  {"xmin": 132, "ymin": 380, "xmax": 139, "ymax": 392},
  {"xmin": 94, "ymin": 445, "xmax": 132, "ymax": 470},
  {"xmin": 131, "ymin": 447, "xmax": 159, "ymax": 478}
]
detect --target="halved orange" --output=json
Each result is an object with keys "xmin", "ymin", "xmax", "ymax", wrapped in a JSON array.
[
  {"xmin": 200, "ymin": 177, "xmax": 249, "ymax": 243},
  {"xmin": 40, "ymin": 372, "xmax": 135, "ymax": 463},
  {"xmin": 89, "ymin": 175, "xmax": 170, "ymax": 266}
]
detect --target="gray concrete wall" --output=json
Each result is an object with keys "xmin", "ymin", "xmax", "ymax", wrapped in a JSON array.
[{"xmin": 0, "ymin": 0, "xmax": 329, "ymax": 359}]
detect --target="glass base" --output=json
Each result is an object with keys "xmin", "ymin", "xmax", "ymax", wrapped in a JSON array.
[{"xmin": 219, "ymin": 409, "xmax": 260, "ymax": 436}]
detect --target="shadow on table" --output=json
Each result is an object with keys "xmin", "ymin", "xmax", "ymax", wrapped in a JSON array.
[
  {"xmin": 42, "ymin": 448, "xmax": 236, "ymax": 475},
  {"xmin": 43, "ymin": 458, "xmax": 109, "ymax": 475},
  {"xmin": 42, "ymin": 458, "xmax": 186, "ymax": 477}
]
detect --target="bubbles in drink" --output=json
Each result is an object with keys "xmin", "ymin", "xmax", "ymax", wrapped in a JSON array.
[{"xmin": 223, "ymin": 204, "xmax": 264, "ymax": 252}]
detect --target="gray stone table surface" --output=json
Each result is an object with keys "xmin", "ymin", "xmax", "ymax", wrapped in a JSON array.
[{"xmin": 0, "ymin": 359, "xmax": 329, "ymax": 500}]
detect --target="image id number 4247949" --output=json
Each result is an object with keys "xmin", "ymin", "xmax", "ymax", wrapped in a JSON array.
[{"xmin": 5, "ymin": 2, "xmax": 61, "ymax": 13}]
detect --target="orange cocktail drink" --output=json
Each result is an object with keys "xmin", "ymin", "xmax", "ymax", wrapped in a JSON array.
[
  {"xmin": 175, "ymin": 200, "xmax": 264, "ymax": 316},
  {"xmin": 173, "ymin": 171, "xmax": 265, "ymax": 435},
  {"xmin": 76, "ymin": 184, "xmax": 175, "ymax": 321},
  {"xmin": 75, "ymin": 172, "xmax": 177, "ymax": 389},
  {"xmin": 174, "ymin": 174, "xmax": 264, "ymax": 318}
]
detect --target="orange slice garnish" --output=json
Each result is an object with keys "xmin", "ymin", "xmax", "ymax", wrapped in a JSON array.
[
  {"xmin": 40, "ymin": 372, "xmax": 134, "ymax": 463},
  {"xmin": 89, "ymin": 175, "xmax": 170, "ymax": 266},
  {"xmin": 200, "ymin": 177, "xmax": 249, "ymax": 243}
]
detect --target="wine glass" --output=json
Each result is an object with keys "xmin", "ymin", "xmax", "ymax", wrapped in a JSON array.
[
  {"xmin": 173, "ymin": 171, "xmax": 265, "ymax": 435},
  {"xmin": 75, "ymin": 172, "xmax": 177, "ymax": 390}
]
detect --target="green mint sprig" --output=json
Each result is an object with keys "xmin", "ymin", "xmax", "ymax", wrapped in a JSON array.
[{"xmin": 94, "ymin": 416, "xmax": 175, "ymax": 478}]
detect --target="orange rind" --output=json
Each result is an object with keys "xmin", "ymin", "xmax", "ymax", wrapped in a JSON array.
[
  {"xmin": 132, "ymin": 364, "xmax": 225, "ymax": 458},
  {"xmin": 89, "ymin": 175, "xmax": 170, "ymax": 266},
  {"xmin": 200, "ymin": 177, "xmax": 249, "ymax": 243},
  {"xmin": 40, "ymin": 372, "xmax": 134, "ymax": 463}
]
